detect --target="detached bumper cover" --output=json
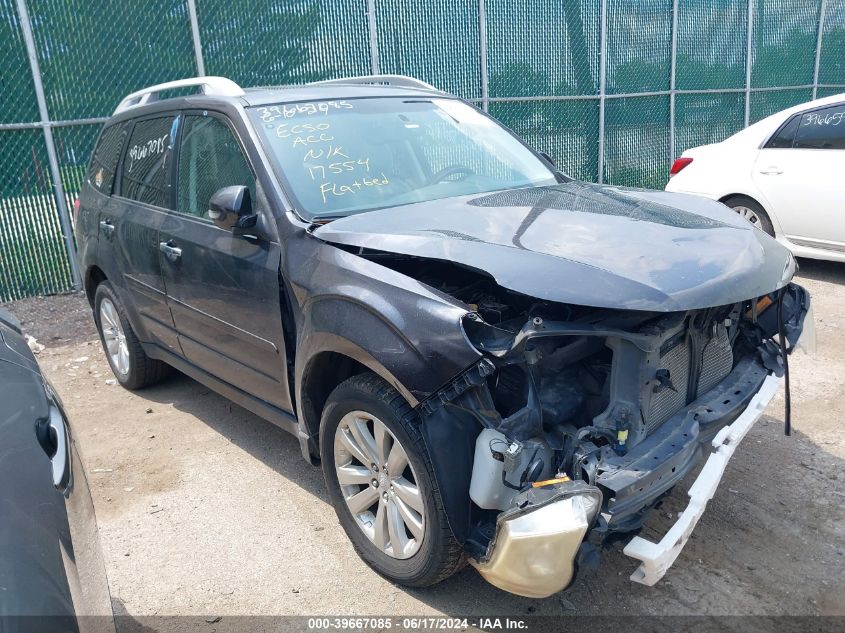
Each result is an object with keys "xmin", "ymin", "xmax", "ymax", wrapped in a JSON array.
[{"xmin": 622, "ymin": 373, "xmax": 781, "ymax": 586}]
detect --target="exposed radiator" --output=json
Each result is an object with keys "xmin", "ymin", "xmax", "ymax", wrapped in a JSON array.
[
  {"xmin": 645, "ymin": 325, "xmax": 733, "ymax": 433},
  {"xmin": 647, "ymin": 336, "xmax": 690, "ymax": 432},
  {"xmin": 697, "ymin": 325, "xmax": 734, "ymax": 395}
]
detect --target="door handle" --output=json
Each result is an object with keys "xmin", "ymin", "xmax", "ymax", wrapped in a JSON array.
[
  {"xmin": 159, "ymin": 240, "xmax": 182, "ymax": 262},
  {"xmin": 48, "ymin": 406, "xmax": 70, "ymax": 490},
  {"xmin": 759, "ymin": 167, "xmax": 783, "ymax": 175},
  {"xmin": 99, "ymin": 218, "xmax": 115, "ymax": 236},
  {"xmin": 36, "ymin": 404, "xmax": 71, "ymax": 492}
]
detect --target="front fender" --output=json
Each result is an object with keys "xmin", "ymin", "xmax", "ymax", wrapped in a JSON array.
[
  {"xmin": 296, "ymin": 327, "xmax": 420, "ymax": 409},
  {"xmin": 290, "ymin": 236, "xmax": 481, "ymax": 392}
]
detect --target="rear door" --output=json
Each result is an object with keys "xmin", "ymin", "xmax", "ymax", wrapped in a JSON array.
[
  {"xmin": 77, "ymin": 122, "xmax": 127, "ymax": 251},
  {"xmin": 159, "ymin": 111, "xmax": 291, "ymax": 411},
  {"xmin": 752, "ymin": 102, "xmax": 845, "ymax": 248},
  {"xmin": 99, "ymin": 114, "xmax": 182, "ymax": 353}
]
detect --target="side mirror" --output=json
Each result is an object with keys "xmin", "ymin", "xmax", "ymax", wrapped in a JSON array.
[{"xmin": 208, "ymin": 186, "xmax": 257, "ymax": 235}]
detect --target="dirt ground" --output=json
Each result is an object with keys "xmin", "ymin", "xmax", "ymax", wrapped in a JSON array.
[{"xmin": 4, "ymin": 259, "xmax": 845, "ymax": 624}]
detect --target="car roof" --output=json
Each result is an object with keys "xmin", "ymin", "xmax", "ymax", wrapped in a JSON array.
[
  {"xmin": 242, "ymin": 83, "xmax": 451, "ymax": 106},
  {"xmin": 771, "ymin": 91, "xmax": 845, "ymax": 118},
  {"xmin": 105, "ymin": 76, "xmax": 454, "ymax": 126}
]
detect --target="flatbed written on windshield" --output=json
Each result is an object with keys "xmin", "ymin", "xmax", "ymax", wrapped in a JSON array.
[{"xmin": 255, "ymin": 101, "xmax": 391, "ymax": 206}]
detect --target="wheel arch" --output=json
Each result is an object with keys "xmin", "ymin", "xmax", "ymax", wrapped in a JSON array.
[
  {"xmin": 718, "ymin": 192, "xmax": 762, "ymax": 206},
  {"xmin": 297, "ymin": 341, "xmax": 419, "ymax": 461},
  {"xmin": 299, "ymin": 350, "xmax": 369, "ymax": 451},
  {"xmin": 84, "ymin": 265, "xmax": 107, "ymax": 307},
  {"xmin": 718, "ymin": 192, "xmax": 783, "ymax": 236}
]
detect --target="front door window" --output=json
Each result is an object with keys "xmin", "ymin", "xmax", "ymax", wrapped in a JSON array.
[{"xmin": 177, "ymin": 115, "xmax": 255, "ymax": 220}]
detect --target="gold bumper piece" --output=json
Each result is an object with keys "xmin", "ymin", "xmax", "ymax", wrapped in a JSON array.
[{"xmin": 470, "ymin": 486, "xmax": 600, "ymax": 598}]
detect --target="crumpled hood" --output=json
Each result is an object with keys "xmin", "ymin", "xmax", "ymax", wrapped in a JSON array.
[{"xmin": 313, "ymin": 181, "xmax": 796, "ymax": 311}]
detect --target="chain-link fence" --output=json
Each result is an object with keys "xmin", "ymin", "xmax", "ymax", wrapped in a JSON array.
[{"xmin": 2, "ymin": 0, "xmax": 845, "ymax": 301}]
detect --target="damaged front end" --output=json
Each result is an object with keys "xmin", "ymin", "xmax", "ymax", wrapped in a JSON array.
[{"xmin": 411, "ymin": 264, "xmax": 811, "ymax": 597}]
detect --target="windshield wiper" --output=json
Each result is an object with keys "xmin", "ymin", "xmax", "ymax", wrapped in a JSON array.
[{"xmin": 306, "ymin": 216, "xmax": 340, "ymax": 232}]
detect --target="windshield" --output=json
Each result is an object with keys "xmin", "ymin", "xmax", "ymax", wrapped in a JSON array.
[{"xmin": 248, "ymin": 97, "xmax": 558, "ymax": 219}]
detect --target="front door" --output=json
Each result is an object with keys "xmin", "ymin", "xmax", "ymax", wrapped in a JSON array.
[
  {"xmin": 752, "ymin": 102, "xmax": 845, "ymax": 249},
  {"xmin": 159, "ymin": 112, "xmax": 291, "ymax": 412}
]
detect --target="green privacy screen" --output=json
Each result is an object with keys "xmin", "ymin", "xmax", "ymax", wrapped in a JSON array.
[{"xmin": 2, "ymin": 0, "xmax": 845, "ymax": 300}]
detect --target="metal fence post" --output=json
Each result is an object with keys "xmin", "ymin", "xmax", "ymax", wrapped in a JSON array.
[
  {"xmin": 597, "ymin": 0, "xmax": 608, "ymax": 184},
  {"xmin": 15, "ymin": 0, "xmax": 82, "ymax": 291},
  {"xmin": 366, "ymin": 0, "xmax": 380, "ymax": 74},
  {"xmin": 186, "ymin": 0, "xmax": 206, "ymax": 77},
  {"xmin": 813, "ymin": 0, "xmax": 827, "ymax": 100},
  {"xmin": 478, "ymin": 0, "xmax": 489, "ymax": 112},
  {"xmin": 669, "ymin": 0, "xmax": 679, "ymax": 159},
  {"xmin": 744, "ymin": 0, "xmax": 754, "ymax": 127}
]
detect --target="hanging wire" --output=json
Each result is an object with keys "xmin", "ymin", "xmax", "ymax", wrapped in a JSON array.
[{"xmin": 776, "ymin": 287, "xmax": 791, "ymax": 436}]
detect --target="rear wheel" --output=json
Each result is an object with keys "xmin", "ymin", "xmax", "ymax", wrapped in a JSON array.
[
  {"xmin": 320, "ymin": 373, "xmax": 464, "ymax": 586},
  {"xmin": 94, "ymin": 282, "xmax": 171, "ymax": 389},
  {"xmin": 723, "ymin": 195, "xmax": 775, "ymax": 236}
]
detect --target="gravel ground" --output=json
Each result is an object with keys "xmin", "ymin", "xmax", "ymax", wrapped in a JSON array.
[{"xmin": 4, "ymin": 259, "xmax": 845, "ymax": 627}]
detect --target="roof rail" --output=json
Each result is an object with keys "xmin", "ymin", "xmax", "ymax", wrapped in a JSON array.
[
  {"xmin": 308, "ymin": 74, "xmax": 438, "ymax": 91},
  {"xmin": 113, "ymin": 77, "xmax": 245, "ymax": 115}
]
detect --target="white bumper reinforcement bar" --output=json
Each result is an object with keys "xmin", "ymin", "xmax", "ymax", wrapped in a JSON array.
[{"xmin": 623, "ymin": 373, "xmax": 782, "ymax": 586}]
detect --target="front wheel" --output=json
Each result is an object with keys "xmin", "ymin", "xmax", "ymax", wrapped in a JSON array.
[{"xmin": 320, "ymin": 373, "xmax": 464, "ymax": 586}]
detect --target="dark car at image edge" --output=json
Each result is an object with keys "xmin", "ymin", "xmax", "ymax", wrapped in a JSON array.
[
  {"xmin": 73, "ymin": 74, "xmax": 812, "ymax": 597},
  {"xmin": 0, "ymin": 309, "xmax": 115, "ymax": 632}
]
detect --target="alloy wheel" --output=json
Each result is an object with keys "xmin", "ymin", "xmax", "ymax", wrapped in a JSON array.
[
  {"xmin": 99, "ymin": 298, "xmax": 129, "ymax": 376},
  {"xmin": 333, "ymin": 410, "xmax": 425, "ymax": 559},
  {"xmin": 733, "ymin": 205, "xmax": 761, "ymax": 227}
]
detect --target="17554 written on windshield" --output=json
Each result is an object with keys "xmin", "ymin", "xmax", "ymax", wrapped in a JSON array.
[{"xmin": 256, "ymin": 101, "xmax": 391, "ymax": 206}]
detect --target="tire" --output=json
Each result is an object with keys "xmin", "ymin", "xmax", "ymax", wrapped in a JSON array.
[
  {"xmin": 93, "ymin": 281, "xmax": 171, "ymax": 390},
  {"xmin": 723, "ymin": 195, "xmax": 775, "ymax": 237},
  {"xmin": 320, "ymin": 372, "xmax": 465, "ymax": 587}
]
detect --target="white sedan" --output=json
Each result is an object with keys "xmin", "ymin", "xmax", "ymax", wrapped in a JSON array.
[{"xmin": 665, "ymin": 93, "xmax": 845, "ymax": 262}]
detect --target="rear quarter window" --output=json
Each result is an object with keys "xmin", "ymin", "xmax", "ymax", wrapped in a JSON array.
[
  {"xmin": 765, "ymin": 114, "xmax": 800, "ymax": 149},
  {"xmin": 86, "ymin": 123, "xmax": 128, "ymax": 194}
]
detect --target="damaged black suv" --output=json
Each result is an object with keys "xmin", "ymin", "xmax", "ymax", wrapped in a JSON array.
[{"xmin": 76, "ymin": 75, "xmax": 812, "ymax": 597}]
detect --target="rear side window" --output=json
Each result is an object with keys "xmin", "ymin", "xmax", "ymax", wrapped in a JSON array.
[
  {"xmin": 765, "ymin": 114, "xmax": 800, "ymax": 149},
  {"xmin": 120, "ymin": 116, "xmax": 178, "ymax": 207},
  {"xmin": 176, "ymin": 115, "xmax": 255, "ymax": 219},
  {"xmin": 794, "ymin": 104, "xmax": 845, "ymax": 149},
  {"xmin": 86, "ymin": 123, "xmax": 127, "ymax": 194}
]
